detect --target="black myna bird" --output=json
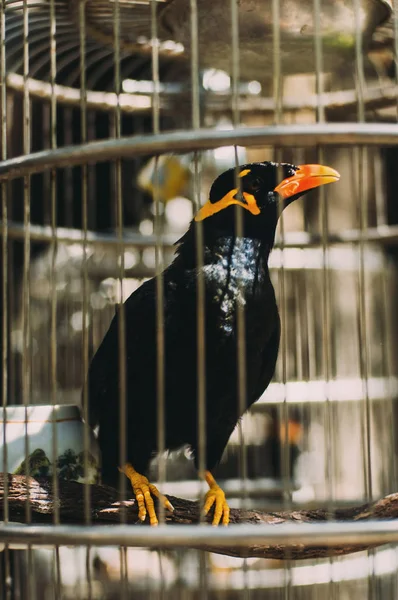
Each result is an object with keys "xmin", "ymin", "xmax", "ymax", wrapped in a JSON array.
[{"xmin": 87, "ymin": 161, "xmax": 339, "ymax": 525}]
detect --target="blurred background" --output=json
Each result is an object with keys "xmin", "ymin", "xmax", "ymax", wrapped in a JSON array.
[{"xmin": 2, "ymin": 0, "xmax": 398, "ymax": 597}]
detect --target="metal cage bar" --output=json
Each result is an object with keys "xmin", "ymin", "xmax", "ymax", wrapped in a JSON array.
[{"xmin": 1, "ymin": 124, "xmax": 398, "ymax": 183}]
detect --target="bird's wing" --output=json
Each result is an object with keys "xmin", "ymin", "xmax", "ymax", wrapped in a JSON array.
[
  {"xmin": 86, "ymin": 276, "xmax": 159, "ymax": 427},
  {"xmin": 87, "ymin": 266, "xmax": 192, "ymax": 428},
  {"xmin": 251, "ymin": 312, "xmax": 281, "ymax": 405}
]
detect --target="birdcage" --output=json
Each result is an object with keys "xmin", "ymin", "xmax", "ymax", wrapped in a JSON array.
[{"xmin": 1, "ymin": 0, "xmax": 398, "ymax": 598}]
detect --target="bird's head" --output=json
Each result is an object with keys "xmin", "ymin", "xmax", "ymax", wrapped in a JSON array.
[{"xmin": 194, "ymin": 161, "xmax": 340, "ymax": 239}]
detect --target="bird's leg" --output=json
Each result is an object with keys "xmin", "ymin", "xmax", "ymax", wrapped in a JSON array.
[
  {"xmin": 203, "ymin": 470, "xmax": 230, "ymax": 526},
  {"xmin": 119, "ymin": 463, "xmax": 174, "ymax": 526}
]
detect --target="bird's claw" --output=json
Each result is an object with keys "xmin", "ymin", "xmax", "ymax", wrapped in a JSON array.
[
  {"xmin": 120, "ymin": 464, "xmax": 174, "ymax": 526},
  {"xmin": 203, "ymin": 484, "xmax": 230, "ymax": 526},
  {"xmin": 148, "ymin": 482, "xmax": 175, "ymax": 514}
]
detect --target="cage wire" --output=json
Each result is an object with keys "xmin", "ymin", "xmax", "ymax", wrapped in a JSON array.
[{"xmin": 1, "ymin": 0, "xmax": 398, "ymax": 598}]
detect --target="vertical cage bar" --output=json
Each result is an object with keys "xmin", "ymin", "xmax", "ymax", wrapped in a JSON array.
[
  {"xmin": 354, "ymin": 1, "xmax": 375, "ymax": 595},
  {"xmin": 7, "ymin": 232, "xmax": 14, "ymax": 408},
  {"xmin": 79, "ymin": 0, "xmax": 91, "ymax": 522},
  {"xmin": 150, "ymin": 0, "xmax": 166, "ymax": 529},
  {"xmin": 312, "ymin": 2, "xmax": 338, "ymax": 595},
  {"xmin": 272, "ymin": 0, "xmax": 290, "ymax": 510},
  {"xmin": 272, "ymin": 0, "xmax": 293, "ymax": 588},
  {"xmin": 22, "ymin": 0, "xmax": 31, "ymax": 520},
  {"xmin": 79, "ymin": 3, "xmax": 93, "ymax": 598},
  {"xmin": 49, "ymin": 0, "xmax": 58, "ymax": 521},
  {"xmin": 120, "ymin": 546, "xmax": 128, "ymax": 600},
  {"xmin": 190, "ymin": 3, "xmax": 208, "ymax": 596},
  {"xmin": 319, "ymin": 147, "xmax": 336, "ymax": 593},
  {"xmin": 113, "ymin": 2, "xmax": 128, "ymax": 594},
  {"xmin": 313, "ymin": 6, "xmax": 331, "ymax": 491},
  {"xmin": 22, "ymin": 0, "xmax": 36, "ymax": 596},
  {"xmin": 356, "ymin": 145, "xmax": 375, "ymax": 596},
  {"xmin": 272, "ymin": 0, "xmax": 282, "ymax": 123},
  {"xmin": 313, "ymin": 0, "xmax": 325, "ymax": 123},
  {"xmin": 0, "ymin": 0, "xmax": 11, "ymax": 597},
  {"xmin": 294, "ymin": 274, "xmax": 303, "ymax": 382},
  {"xmin": 353, "ymin": 10, "xmax": 372, "ymax": 505},
  {"xmin": 151, "ymin": 0, "xmax": 160, "ymax": 137},
  {"xmin": 1, "ymin": 0, "xmax": 8, "ymax": 524},
  {"xmin": 64, "ymin": 108, "xmax": 73, "ymax": 228},
  {"xmin": 373, "ymin": 150, "xmax": 387, "ymax": 228},
  {"xmin": 354, "ymin": 0, "xmax": 366, "ymax": 124},
  {"xmin": 49, "ymin": 0, "xmax": 62, "ymax": 596},
  {"xmin": 190, "ymin": 0, "xmax": 206, "ymax": 517},
  {"xmin": 230, "ymin": 1, "xmax": 251, "ymax": 597},
  {"xmin": 190, "ymin": 7, "xmax": 206, "ymax": 486}
]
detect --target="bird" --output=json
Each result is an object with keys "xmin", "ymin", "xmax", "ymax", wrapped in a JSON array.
[{"xmin": 86, "ymin": 161, "xmax": 340, "ymax": 526}]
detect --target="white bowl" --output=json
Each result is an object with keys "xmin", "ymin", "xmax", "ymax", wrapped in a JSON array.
[{"xmin": 0, "ymin": 404, "xmax": 100, "ymax": 484}]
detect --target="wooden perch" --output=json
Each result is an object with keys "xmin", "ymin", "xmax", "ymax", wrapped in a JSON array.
[{"xmin": 0, "ymin": 474, "xmax": 397, "ymax": 560}]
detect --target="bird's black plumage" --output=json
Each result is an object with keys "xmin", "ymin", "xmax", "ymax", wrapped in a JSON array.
[{"xmin": 87, "ymin": 161, "xmax": 338, "ymax": 497}]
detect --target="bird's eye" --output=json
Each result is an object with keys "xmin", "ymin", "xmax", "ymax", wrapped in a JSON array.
[{"xmin": 247, "ymin": 177, "xmax": 262, "ymax": 193}]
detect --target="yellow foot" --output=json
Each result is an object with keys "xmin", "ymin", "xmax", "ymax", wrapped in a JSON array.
[
  {"xmin": 119, "ymin": 463, "xmax": 174, "ymax": 526},
  {"xmin": 203, "ymin": 471, "xmax": 230, "ymax": 526}
]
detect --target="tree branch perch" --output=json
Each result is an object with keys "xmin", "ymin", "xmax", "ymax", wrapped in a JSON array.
[{"xmin": 0, "ymin": 474, "xmax": 397, "ymax": 560}]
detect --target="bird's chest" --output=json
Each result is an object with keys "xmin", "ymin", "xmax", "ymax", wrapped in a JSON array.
[
  {"xmin": 203, "ymin": 246, "xmax": 274, "ymax": 346},
  {"xmin": 197, "ymin": 262, "xmax": 277, "ymax": 430}
]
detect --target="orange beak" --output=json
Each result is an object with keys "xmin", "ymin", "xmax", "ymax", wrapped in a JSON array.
[{"xmin": 273, "ymin": 164, "xmax": 340, "ymax": 199}]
